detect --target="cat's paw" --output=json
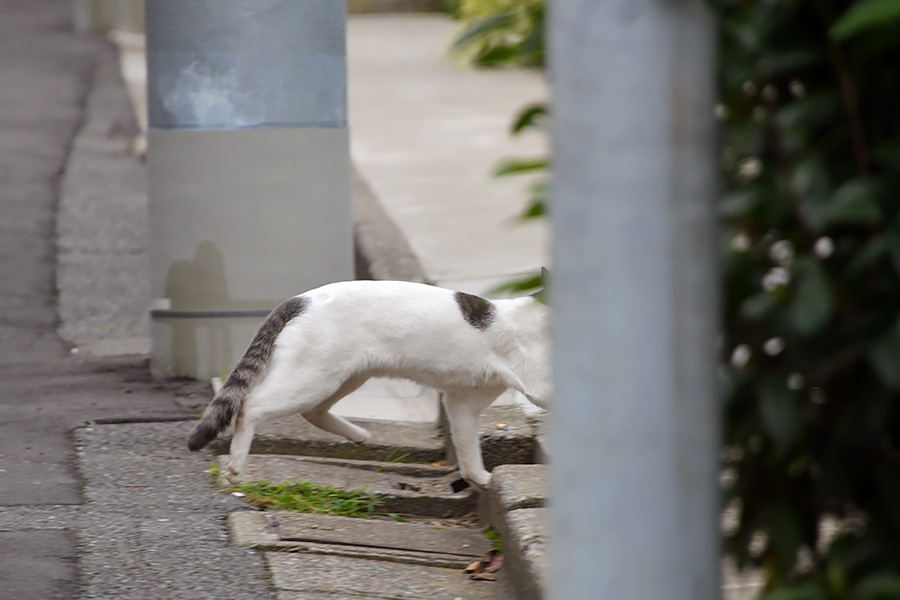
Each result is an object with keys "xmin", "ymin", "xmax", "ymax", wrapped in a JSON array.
[
  {"xmin": 466, "ymin": 471, "xmax": 492, "ymax": 493},
  {"xmin": 225, "ymin": 465, "xmax": 243, "ymax": 484},
  {"xmin": 351, "ymin": 427, "xmax": 373, "ymax": 445}
]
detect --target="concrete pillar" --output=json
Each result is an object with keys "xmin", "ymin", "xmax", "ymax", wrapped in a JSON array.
[
  {"xmin": 547, "ymin": 1, "xmax": 720, "ymax": 599},
  {"xmin": 145, "ymin": 0, "xmax": 353, "ymax": 380}
]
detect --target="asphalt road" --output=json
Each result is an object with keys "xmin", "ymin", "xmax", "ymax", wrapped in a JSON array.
[{"xmin": 0, "ymin": 1, "xmax": 209, "ymax": 596}]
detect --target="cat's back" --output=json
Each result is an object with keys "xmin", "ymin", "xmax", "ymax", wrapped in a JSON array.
[
  {"xmin": 293, "ymin": 279, "xmax": 531, "ymax": 334},
  {"xmin": 295, "ymin": 280, "xmax": 457, "ymax": 324},
  {"xmin": 303, "ymin": 280, "xmax": 452, "ymax": 306}
]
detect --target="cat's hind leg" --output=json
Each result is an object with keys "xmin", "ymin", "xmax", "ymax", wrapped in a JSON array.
[
  {"xmin": 302, "ymin": 375, "xmax": 373, "ymax": 444},
  {"xmin": 225, "ymin": 404, "xmax": 257, "ymax": 482},
  {"xmin": 442, "ymin": 386, "xmax": 504, "ymax": 491},
  {"xmin": 225, "ymin": 368, "xmax": 362, "ymax": 481}
]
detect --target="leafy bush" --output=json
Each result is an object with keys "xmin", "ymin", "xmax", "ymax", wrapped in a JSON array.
[
  {"xmin": 716, "ymin": 1, "xmax": 900, "ymax": 597},
  {"xmin": 454, "ymin": 0, "xmax": 900, "ymax": 596},
  {"xmin": 448, "ymin": 0, "xmax": 545, "ymax": 68}
]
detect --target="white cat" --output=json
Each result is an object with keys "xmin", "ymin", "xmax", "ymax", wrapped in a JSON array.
[{"xmin": 187, "ymin": 279, "xmax": 549, "ymax": 490}]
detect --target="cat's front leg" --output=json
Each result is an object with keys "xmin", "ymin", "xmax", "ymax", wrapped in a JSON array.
[{"xmin": 442, "ymin": 387, "xmax": 503, "ymax": 492}]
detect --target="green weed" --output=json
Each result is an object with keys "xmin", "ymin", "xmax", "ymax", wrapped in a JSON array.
[
  {"xmin": 484, "ymin": 527, "xmax": 503, "ymax": 553},
  {"xmin": 229, "ymin": 479, "xmax": 383, "ymax": 518}
]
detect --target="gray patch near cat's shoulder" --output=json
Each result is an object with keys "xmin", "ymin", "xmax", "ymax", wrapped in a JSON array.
[{"xmin": 454, "ymin": 291, "xmax": 495, "ymax": 331}]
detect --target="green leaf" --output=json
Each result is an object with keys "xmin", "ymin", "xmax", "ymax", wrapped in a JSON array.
[
  {"xmin": 740, "ymin": 292, "xmax": 779, "ymax": 321},
  {"xmin": 775, "ymin": 92, "xmax": 840, "ymax": 132},
  {"xmin": 792, "ymin": 172, "xmax": 883, "ymax": 232},
  {"xmin": 758, "ymin": 47, "xmax": 826, "ymax": 77},
  {"xmin": 720, "ymin": 188, "xmax": 765, "ymax": 218},
  {"xmin": 847, "ymin": 234, "xmax": 891, "ymax": 274},
  {"xmin": 793, "ymin": 156, "xmax": 831, "ymax": 232},
  {"xmin": 788, "ymin": 258, "xmax": 833, "ymax": 335},
  {"xmin": 828, "ymin": 560, "xmax": 849, "ymax": 596},
  {"xmin": 450, "ymin": 12, "xmax": 518, "ymax": 53},
  {"xmin": 820, "ymin": 178, "xmax": 882, "ymax": 228},
  {"xmin": 520, "ymin": 198, "xmax": 546, "ymax": 219},
  {"xmin": 488, "ymin": 272, "xmax": 543, "ymax": 298},
  {"xmin": 722, "ymin": 11, "xmax": 765, "ymax": 52},
  {"xmin": 855, "ymin": 573, "xmax": 900, "ymax": 599},
  {"xmin": 518, "ymin": 180, "xmax": 547, "ymax": 219},
  {"xmin": 872, "ymin": 140, "xmax": 900, "ymax": 168},
  {"xmin": 493, "ymin": 157, "xmax": 548, "ymax": 177},
  {"xmin": 510, "ymin": 103, "xmax": 548, "ymax": 134},
  {"xmin": 760, "ymin": 580, "xmax": 829, "ymax": 600},
  {"xmin": 473, "ymin": 45, "xmax": 520, "ymax": 67},
  {"xmin": 868, "ymin": 321, "xmax": 900, "ymax": 389},
  {"xmin": 830, "ymin": 0, "xmax": 900, "ymax": 40},
  {"xmin": 760, "ymin": 377, "xmax": 798, "ymax": 450},
  {"xmin": 768, "ymin": 502, "xmax": 807, "ymax": 570},
  {"xmin": 515, "ymin": 19, "xmax": 545, "ymax": 67},
  {"xmin": 874, "ymin": 464, "xmax": 900, "ymax": 531}
]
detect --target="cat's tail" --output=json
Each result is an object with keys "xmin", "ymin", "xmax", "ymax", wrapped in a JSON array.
[{"xmin": 186, "ymin": 296, "xmax": 310, "ymax": 452}]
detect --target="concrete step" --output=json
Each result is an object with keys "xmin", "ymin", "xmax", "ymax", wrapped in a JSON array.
[
  {"xmin": 210, "ymin": 414, "xmax": 445, "ymax": 464},
  {"xmin": 485, "ymin": 464, "xmax": 548, "ymax": 600},
  {"xmin": 220, "ymin": 454, "xmax": 478, "ymax": 518},
  {"xmin": 210, "ymin": 402, "xmax": 540, "ymax": 472},
  {"xmin": 230, "ymin": 511, "xmax": 515, "ymax": 599},
  {"xmin": 484, "ymin": 464, "xmax": 769, "ymax": 600}
]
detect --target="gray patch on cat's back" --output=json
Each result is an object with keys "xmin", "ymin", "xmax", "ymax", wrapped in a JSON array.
[
  {"xmin": 261, "ymin": 295, "xmax": 309, "ymax": 343},
  {"xmin": 186, "ymin": 294, "xmax": 310, "ymax": 452},
  {"xmin": 234, "ymin": 295, "xmax": 310, "ymax": 384},
  {"xmin": 455, "ymin": 291, "xmax": 495, "ymax": 331}
]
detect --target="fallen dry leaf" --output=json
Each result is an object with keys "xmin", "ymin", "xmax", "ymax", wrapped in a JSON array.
[
  {"xmin": 464, "ymin": 560, "xmax": 482, "ymax": 573},
  {"xmin": 484, "ymin": 553, "xmax": 504, "ymax": 573},
  {"xmin": 465, "ymin": 549, "xmax": 504, "ymax": 579}
]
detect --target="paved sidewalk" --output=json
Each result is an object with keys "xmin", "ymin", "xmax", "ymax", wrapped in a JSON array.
[
  {"xmin": 0, "ymin": 4, "xmax": 543, "ymax": 598},
  {"xmin": 346, "ymin": 14, "xmax": 549, "ymax": 293},
  {"xmin": 0, "ymin": 1, "xmax": 236, "ymax": 598}
]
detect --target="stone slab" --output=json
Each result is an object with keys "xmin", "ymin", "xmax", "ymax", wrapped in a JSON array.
[
  {"xmin": 441, "ymin": 403, "xmax": 536, "ymax": 472},
  {"xmin": 73, "ymin": 421, "xmax": 274, "ymax": 599},
  {"xmin": 266, "ymin": 551, "xmax": 512, "ymax": 599},
  {"xmin": 220, "ymin": 454, "xmax": 476, "ymax": 517},
  {"xmin": 530, "ymin": 413, "xmax": 549, "ymax": 463},
  {"xmin": 485, "ymin": 465, "xmax": 547, "ymax": 600},
  {"xmin": 490, "ymin": 464, "xmax": 547, "ymax": 512},
  {"xmin": 495, "ymin": 508, "xmax": 547, "ymax": 600},
  {"xmin": 478, "ymin": 405, "xmax": 536, "ymax": 471},
  {"xmin": 0, "ymin": 530, "xmax": 77, "ymax": 600},
  {"xmin": 230, "ymin": 510, "xmax": 490, "ymax": 569}
]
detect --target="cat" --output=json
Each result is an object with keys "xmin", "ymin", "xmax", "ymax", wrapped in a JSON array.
[{"xmin": 186, "ymin": 279, "xmax": 549, "ymax": 490}]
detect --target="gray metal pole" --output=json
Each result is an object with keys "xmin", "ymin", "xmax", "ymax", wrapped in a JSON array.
[
  {"xmin": 145, "ymin": 0, "xmax": 353, "ymax": 379},
  {"xmin": 547, "ymin": 1, "xmax": 720, "ymax": 599}
]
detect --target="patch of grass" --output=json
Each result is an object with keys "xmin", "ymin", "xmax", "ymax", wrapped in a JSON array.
[
  {"xmin": 484, "ymin": 527, "xmax": 503, "ymax": 553},
  {"xmin": 206, "ymin": 460, "xmax": 222, "ymax": 484},
  {"xmin": 230, "ymin": 479, "xmax": 383, "ymax": 518},
  {"xmin": 381, "ymin": 449, "xmax": 413, "ymax": 464}
]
